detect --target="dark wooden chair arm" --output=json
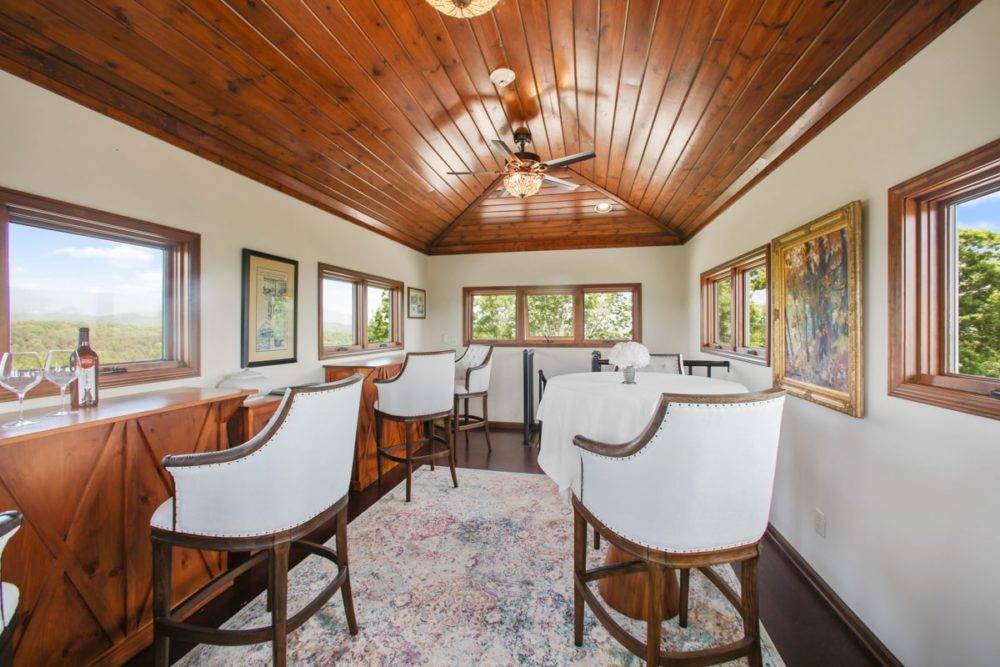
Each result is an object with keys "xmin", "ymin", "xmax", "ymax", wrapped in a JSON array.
[
  {"xmin": 463, "ymin": 346, "xmax": 494, "ymax": 386},
  {"xmin": 0, "ymin": 510, "xmax": 22, "ymax": 539},
  {"xmin": 162, "ymin": 377, "xmax": 362, "ymax": 468}
]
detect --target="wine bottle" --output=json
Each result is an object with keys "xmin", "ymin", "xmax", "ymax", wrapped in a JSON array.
[{"xmin": 71, "ymin": 327, "xmax": 99, "ymax": 408}]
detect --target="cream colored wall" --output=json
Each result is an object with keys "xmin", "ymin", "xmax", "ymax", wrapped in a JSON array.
[
  {"xmin": 682, "ymin": 2, "xmax": 1000, "ymax": 665},
  {"xmin": 425, "ymin": 246, "xmax": 688, "ymax": 421},
  {"xmin": 0, "ymin": 70, "xmax": 428, "ymax": 410}
]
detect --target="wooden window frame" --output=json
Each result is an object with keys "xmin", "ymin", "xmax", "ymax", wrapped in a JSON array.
[
  {"xmin": 700, "ymin": 245, "xmax": 770, "ymax": 365},
  {"xmin": 317, "ymin": 263, "xmax": 403, "ymax": 359},
  {"xmin": 888, "ymin": 139, "xmax": 1000, "ymax": 420},
  {"xmin": 0, "ymin": 187, "xmax": 200, "ymax": 401},
  {"xmin": 463, "ymin": 283, "xmax": 641, "ymax": 347}
]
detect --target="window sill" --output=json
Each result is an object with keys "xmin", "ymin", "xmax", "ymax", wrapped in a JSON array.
[
  {"xmin": 0, "ymin": 363, "xmax": 200, "ymax": 403},
  {"xmin": 467, "ymin": 340, "xmax": 636, "ymax": 348},
  {"xmin": 319, "ymin": 344, "xmax": 404, "ymax": 360},
  {"xmin": 889, "ymin": 379, "xmax": 1000, "ymax": 421},
  {"xmin": 701, "ymin": 346, "xmax": 769, "ymax": 367}
]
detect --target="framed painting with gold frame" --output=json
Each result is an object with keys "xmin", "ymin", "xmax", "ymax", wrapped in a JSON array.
[
  {"xmin": 771, "ymin": 201, "xmax": 864, "ymax": 417},
  {"xmin": 241, "ymin": 249, "xmax": 298, "ymax": 367}
]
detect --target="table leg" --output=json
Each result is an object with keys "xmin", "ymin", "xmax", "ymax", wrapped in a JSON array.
[{"xmin": 597, "ymin": 545, "xmax": 680, "ymax": 621}]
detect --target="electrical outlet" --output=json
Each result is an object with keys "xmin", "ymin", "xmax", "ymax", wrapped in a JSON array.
[{"xmin": 813, "ymin": 508, "xmax": 827, "ymax": 538}]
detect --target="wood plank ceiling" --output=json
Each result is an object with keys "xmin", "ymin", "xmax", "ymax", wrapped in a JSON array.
[{"xmin": 0, "ymin": 0, "xmax": 978, "ymax": 254}]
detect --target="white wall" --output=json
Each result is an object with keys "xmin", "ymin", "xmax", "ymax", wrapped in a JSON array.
[
  {"xmin": 0, "ymin": 70, "xmax": 428, "ymax": 410},
  {"xmin": 425, "ymin": 246, "xmax": 687, "ymax": 421},
  {"xmin": 682, "ymin": 2, "xmax": 1000, "ymax": 665}
]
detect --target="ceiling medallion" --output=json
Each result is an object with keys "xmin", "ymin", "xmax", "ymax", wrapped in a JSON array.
[
  {"xmin": 489, "ymin": 67, "xmax": 516, "ymax": 88},
  {"xmin": 594, "ymin": 202, "xmax": 614, "ymax": 214},
  {"xmin": 425, "ymin": 0, "xmax": 501, "ymax": 19}
]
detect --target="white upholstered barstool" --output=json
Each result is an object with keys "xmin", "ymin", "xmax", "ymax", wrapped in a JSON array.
[
  {"xmin": 571, "ymin": 389, "xmax": 786, "ymax": 666},
  {"xmin": 374, "ymin": 350, "xmax": 457, "ymax": 502},
  {"xmin": 0, "ymin": 511, "xmax": 21, "ymax": 667},
  {"xmin": 453, "ymin": 344, "xmax": 495, "ymax": 451},
  {"xmin": 150, "ymin": 377, "xmax": 363, "ymax": 667}
]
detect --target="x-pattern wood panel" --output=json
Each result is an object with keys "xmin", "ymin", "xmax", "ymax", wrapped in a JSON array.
[
  {"xmin": 0, "ymin": 401, "xmax": 233, "ymax": 665},
  {"xmin": 0, "ymin": 0, "xmax": 979, "ymax": 253}
]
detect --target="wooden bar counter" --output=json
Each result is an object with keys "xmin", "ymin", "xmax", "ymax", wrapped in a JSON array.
[
  {"xmin": 324, "ymin": 354, "xmax": 418, "ymax": 491},
  {"xmin": 0, "ymin": 387, "xmax": 249, "ymax": 666}
]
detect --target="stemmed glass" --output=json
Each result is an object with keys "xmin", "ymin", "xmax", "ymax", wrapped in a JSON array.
[
  {"xmin": 44, "ymin": 349, "xmax": 79, "ymax": 416},
  {"xmin": 0, "ymin": 352, "xmax": 44, "ymax": 428}
]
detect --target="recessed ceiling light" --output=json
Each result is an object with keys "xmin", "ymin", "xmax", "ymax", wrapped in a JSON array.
[
  {"xmin": 490, "ymin": 67, "xmax": 516, "ymax": 88},
  {"xmin": 594, "ymin": 202, "xmax": 614, "ymax": 214}
]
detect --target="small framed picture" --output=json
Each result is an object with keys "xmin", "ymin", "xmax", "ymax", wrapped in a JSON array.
[
  {"xmin": 241, "ymin": 249, "xmax": 298, "ymax": 367},
  {"xmin": 408, "ymin": 287, "xmax": 426, "ymax": 319}
]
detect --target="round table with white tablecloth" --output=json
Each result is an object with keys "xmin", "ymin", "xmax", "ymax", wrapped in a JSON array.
[
  {"xmin": 535, "ymin": 370, "xmax": 749, "ymax": 621},
  {"xmin": 537, "ymin": 371, "xmax": 749, "ymax": 495}
]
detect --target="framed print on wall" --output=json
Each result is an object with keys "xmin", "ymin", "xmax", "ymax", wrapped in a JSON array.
[
  {"xmin": 241, "ymin": 249, "xmax": 298, "ymax": 367},
  {"xmin": 771, "ymin": 201, "xmax": 864, "ymax": 417},
  {"xmin": 408, "ymin": 287, "xmax": 426, "ymax": 319}
]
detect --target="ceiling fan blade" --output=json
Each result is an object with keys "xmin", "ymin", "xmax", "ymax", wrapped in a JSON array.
[
  {"xmin": 542, "ymin": 150, "xmax": 596, "ymax": 169},
  {"xmin": 446, "ymin": 170, "xmax": 498, "ymax": 176},
  {"xmin": 543, "ymin": 174, "xmax": 579, "ymax": 190},
  {"xmin": 491, "ymin": 139, "xmax": 521, "ymax": 163}
]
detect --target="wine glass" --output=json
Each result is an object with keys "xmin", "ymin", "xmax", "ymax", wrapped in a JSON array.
[
  {"xmin": 0, "ymin": 352, "xmax": 43, "ymax": 428},
  {"xmin": 44, "ymin": 349, "xmax": 78, "ymax": 416}
]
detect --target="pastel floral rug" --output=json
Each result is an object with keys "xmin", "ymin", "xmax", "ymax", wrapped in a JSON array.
[{"xmin": 179, "ymin": 468, "xmax": 783, "ymax": 666}]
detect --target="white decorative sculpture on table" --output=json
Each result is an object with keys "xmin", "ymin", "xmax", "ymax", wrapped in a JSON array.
[{"xmin": 608, "ymin": 341, "xmax": 650, "ymax": 384}]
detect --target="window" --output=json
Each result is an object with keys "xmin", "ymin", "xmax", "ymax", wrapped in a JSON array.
[
  {"xmin": 889, "ymin": 139, "xmax": 1000, "ymax": 420},
  {"xmin": 700, "ymin": 246, "xmax": 770, "ymax": 363},
  {"xmin": 318, "ymin": 263, "xmax": 402, "ymax": 357},
  {"xmin": 0, "ymin": 187, "xmax": 199, "ymax": 398},
  {"xmin": 464, "ymin": 284, "xmax": 640, "ymax": 346}
]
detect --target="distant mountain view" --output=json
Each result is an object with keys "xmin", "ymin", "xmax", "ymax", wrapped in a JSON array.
[{"xmin": 11, "ymin": 311, "xmax": 164, "ymax": 364}]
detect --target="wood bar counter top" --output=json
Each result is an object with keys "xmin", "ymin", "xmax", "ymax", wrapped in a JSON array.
[
  {"xmin": 324, "ymin": 354, "xmax": 417, "ymax": 491},
  {"xmin": 0, "ymin": 387, "xmax": 249, "ymax": 666}
]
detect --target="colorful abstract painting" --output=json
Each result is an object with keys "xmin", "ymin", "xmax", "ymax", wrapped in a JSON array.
[{"xmin": 781, "ymin": 228, "xmax": 850, "ymax": 391}]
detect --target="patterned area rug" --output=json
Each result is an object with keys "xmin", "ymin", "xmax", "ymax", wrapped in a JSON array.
[{"xmin": 179, "ymin": 468, "xmax": 783, "ymax": 666}]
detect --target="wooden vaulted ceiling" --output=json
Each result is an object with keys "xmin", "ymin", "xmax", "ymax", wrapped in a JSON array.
[{"xmin": 0, "ymin": 0, "xmax": 978, "ymax": 254}]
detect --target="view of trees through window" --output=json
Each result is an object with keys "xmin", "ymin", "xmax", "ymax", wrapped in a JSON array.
[
  {"xmin": 9, "ymin": 223, "xmax": 166, "ymax": 363},
  {"xmin": 471, "ymin": 293, "xmax": 517, "ymax": 340},
  {"xmin": 714, "ymin": 278, "xmax": 732, "ymax": 344},
  {"xmin": 322, "ymin": 278, "xmax": 356, "ymax": 347},
  {"xmin": 367, "ymin": 286, "xmax": 391, "ymax": 344},
  {"xmin": 954, "ymin": 193, "xmax": 1000, "ymax": 378},
  {"xmin": 583, "ymin": 291, "xmax": 634, "ymax": 340},
  {"xmin": 744, "ymin": 266, "xmax": 767, "ymax": 350},
  {"xmin": 526, "ymin": 293, "xmax": 573, "ymax": 339}
]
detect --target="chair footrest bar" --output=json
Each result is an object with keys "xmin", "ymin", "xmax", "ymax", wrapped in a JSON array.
[{"xmin": 580, "ymin": 559, "xmax": 646, "ymax": 582}]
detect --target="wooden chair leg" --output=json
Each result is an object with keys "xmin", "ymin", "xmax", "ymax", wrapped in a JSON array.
[
  {"xmin": 269, "ymin": 543, "xmax": 290, "ymax": 667},
  {"xmin": 740, "ymin": 556, "xmax": 762, "ymax": 667},
  {"xmin": 375, "ymin": 413, "xmax": 384, "ymax": 489},
  {"xmin": 573, "ymin": 506, "xmax": 586, "ymax": 647},
  {"xmin": 425, "ymin": 420, "xmax": 434, "ymax": 471},
  {"xmin": 482, "ymin": 395, "xmax": 492, "ymax": 452},
  {"xmin": 335, "ymin": 508, "xmax": 359, "ymax": 635},
  {"xmin": 646, "ymin": 563, "xmax": 664, "ymax": 666},
  {"xmin": 404, "ymin": 423, "xmax": 413, "ymax": 502},
  {"xmin": 453, "ymin": 399, "xmax": 460, "ymax": 450},
  {"xmin": 152, "ymin": 539, "xmax": 172, "ymax": 667},
  {"xmin": 266, "ymin": 553, "xmax": 274, "ymax": 613},
  {"xmin": 447, "ymin": 416, "xmax": 458, "ymax": 488},
  {"xmin": 594, "ymin": 529, "xmax": 600, "ymax": 550},
  {"xmin": 678, "ymin": 568, "xmax": 690, "ymax": 628},
  {"xmin": 463, "ymin": 398, "xmax": 470, "ymax": 447}
]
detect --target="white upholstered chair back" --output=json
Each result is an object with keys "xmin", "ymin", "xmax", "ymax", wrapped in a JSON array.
[
  {"xmin": 455, "ymin": 344, "xmax": 494, "ymax": 394},
  {"xmin": 575, "ymin": 390, "xmax": 785, "ymax": 553},
  {"xmin": 376, "ymin": 351, "xmax": 455, "ymax": 417},
  {"xmin": 154, "ymin": 377, "xmax": 362, "ymax": 538},
  {"xmin": 646, "ymin": 353, "xmax": 684, "ymax": 374},
  {"xmin": 0, "ymin": 511, "xmax": 21, "ymax": 630}
]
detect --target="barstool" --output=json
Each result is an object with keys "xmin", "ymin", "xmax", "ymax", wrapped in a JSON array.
[
  {"xmin": 375, "ymin": 350, "xmax": 457, "ymax": 502},
  {"xmin": 150, "ymin": 377, "xmax": 363, "ymax": 667},
  {"xmin": 0, "ymin": 511, "xmax": 22, "ymax": 667},
  {"xmin": 453, "ymin": 344, "xmax": 495, "ymax": 451}
]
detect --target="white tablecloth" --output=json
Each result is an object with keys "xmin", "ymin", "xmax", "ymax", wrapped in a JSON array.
[{"xmin": 536, "ymin": 372, "xmax": 748, "ymax": 493}]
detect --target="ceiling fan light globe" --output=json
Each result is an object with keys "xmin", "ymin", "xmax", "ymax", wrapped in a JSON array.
[
  {"xmin": 425, "ymin": 0, "xmax": 501, "ymax": 18},
  {"xmin": 503, "ymin": 171, "xmax": 543, "ymax": 198}
]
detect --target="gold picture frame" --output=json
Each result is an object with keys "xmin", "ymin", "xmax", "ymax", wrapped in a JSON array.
[
  {"xmin": 771, "ymin": 201, "xmax": 864, "ymax": 417},
  {"xmin": 241, "ymin": 249, "xmax": 298, "ymax": 367}
]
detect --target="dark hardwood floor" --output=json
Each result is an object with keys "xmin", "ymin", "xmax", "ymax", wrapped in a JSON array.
[{"xmin": 130, "ymin": 429, "xmax": 876, "ymax": 666}]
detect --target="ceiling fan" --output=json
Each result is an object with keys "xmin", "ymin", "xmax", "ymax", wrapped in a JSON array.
[{"xmin": 447, "ymin": 128, "xmax": 596, "ymax": 198}]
